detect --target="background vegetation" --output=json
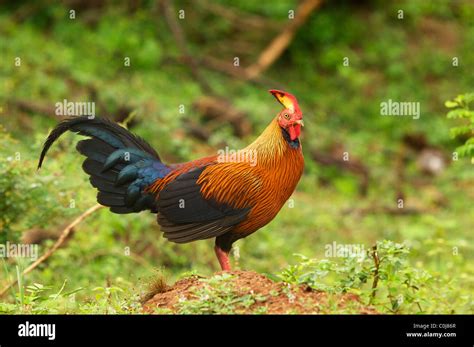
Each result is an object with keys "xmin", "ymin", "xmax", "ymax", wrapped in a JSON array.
[{"xmin": 0, "ymin": 0, "xmax": 473, "ymax": 314}]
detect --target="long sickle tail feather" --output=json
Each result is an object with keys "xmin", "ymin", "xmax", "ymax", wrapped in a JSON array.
[{"xmin": 38, "ymin": 116, "xmax": 171, "ymax": 214}]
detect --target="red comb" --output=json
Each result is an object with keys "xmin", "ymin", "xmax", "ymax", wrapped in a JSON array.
[{"xmin": 269, "ymin": 89, "xmax": 301, "ymax": 113}]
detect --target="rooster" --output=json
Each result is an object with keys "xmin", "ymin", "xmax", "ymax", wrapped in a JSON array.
[{"xmin": 38, "ymin": 90, "xmax": 304, "ymax": 270}]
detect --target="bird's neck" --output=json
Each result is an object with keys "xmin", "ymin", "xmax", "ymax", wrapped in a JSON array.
[{"xmin": 242, "ymin": 118, "xmax": 301, "ymax": 168}]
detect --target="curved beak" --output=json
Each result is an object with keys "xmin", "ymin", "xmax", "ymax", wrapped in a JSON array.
[{"xmin": 295, "ymin": 119, "xmax": 304, "ymax": 127}]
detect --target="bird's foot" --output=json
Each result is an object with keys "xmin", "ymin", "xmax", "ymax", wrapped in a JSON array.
[{"xmin": 214, "ymin": 245, "xmax": 231, "ymax": 271}]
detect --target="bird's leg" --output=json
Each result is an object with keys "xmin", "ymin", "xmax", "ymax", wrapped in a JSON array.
[{"xmin": 214, "ymin": 245, "xmax": 231, "ymax": 271}]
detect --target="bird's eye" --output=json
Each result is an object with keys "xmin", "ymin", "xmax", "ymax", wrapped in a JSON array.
[{"xmin": 283, "ymin": 113, "xmax": 290, "ymax": 120}]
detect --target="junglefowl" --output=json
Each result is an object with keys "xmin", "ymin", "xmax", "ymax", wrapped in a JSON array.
[{"xmin": 38, "ymin": 90, "xmax": 304, "ymax": 270}]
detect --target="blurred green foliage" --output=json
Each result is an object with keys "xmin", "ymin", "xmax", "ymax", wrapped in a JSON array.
[
  {"xmin": 0, "ymin": 127, "xmax": 81, "ymax": 243},
  {"xmin": 0, "ymin": 0, "xmax": 473, "ymax": 314},
  {"xmin": 446, "ymin": 93, "xmax": 474, "ymax": 161}
]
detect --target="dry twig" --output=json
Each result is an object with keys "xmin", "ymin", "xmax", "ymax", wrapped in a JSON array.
[
  {"xmin": 245, "ymin": 0, "xmax": 323, "ymax": 79},
  {"xmin": 369, "ymin": 244, "xmax": 380, "ymax": 305},
  {"xmin": 0, "ymin": 204, "xmax": 103, "ymax": 298}
]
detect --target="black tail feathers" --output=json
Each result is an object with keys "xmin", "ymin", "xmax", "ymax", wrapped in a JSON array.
[{"xmin": 38, "ymin": 116, "xmax": 168, "ymax": 214}]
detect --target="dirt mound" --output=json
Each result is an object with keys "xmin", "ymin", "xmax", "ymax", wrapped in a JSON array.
[{"xmin": 143, "ymin": 270, "xmax": 376, "ymax": 314}]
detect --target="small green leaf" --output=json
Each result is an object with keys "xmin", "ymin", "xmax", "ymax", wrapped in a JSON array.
[{"xmin": 445, "ymin": 100, "xmax": 458, "ymax": 108}]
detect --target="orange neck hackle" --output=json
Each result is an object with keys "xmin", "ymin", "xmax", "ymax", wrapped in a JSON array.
[{"xmin": 242, "ymin": 118, "xmax": 300, "ymax": 168}]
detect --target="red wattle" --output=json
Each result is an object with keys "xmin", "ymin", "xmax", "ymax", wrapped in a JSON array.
[{"xmin": 288, "ymin": 124, "xmax": 301, "ymax": 140}]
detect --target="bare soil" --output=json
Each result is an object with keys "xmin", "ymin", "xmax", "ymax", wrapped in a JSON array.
[{"xmin": 143, "ymin": 270, "xmax": 377, "ymax": 314}]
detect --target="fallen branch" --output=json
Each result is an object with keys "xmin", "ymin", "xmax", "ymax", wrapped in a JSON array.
[
  {"xmin": 10, "ymin": 98, "xmax": 137, "ymax": 128},
  {"xmin": 198, "ymin": 56, "xmax": 282, "ymax": 87},
  {"xmin": 183, "ymin": 119, "xmax": 213, "ymax": 142},
  {"xmin": 0, "ymin": 204, "xmax": 104, "ymax": 299},
  {"xmin": 193, "ymin": 96, "xmax": 252, "ymax": 137},
  {"xmin": 199, "ymin": 0, "xmax": 280, "ymax": 31},
  {"xmin": 245, "ymin": 0, "xmax": 323, "ymax": 79},
  {"xmin": 10, "ymin": 99, "xmax": 57, "ymax": 118}
]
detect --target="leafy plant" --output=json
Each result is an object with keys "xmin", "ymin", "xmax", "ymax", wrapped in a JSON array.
[
  {"xmin": 446, "ymin": 93, "xmax": 474, "ymax": 162},
  {"xmin": 278, "ymin": 241, "xmax": 434, "ymax": 313},
  {"xmin": 0, "ymin": 129, "xmax": 31, "ymax": 243}
]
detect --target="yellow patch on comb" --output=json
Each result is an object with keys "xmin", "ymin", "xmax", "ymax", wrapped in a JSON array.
[
  {"xmin": 269, "ymin": 89, "xmax": 298, "ymax": 113},
  {"xmin": 276, "ymin": 94, "xmax": 295, "ymax": 112}
]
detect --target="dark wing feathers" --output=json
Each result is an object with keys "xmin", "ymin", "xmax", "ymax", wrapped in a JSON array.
[
  {"xmin": 157, "ymin": 166, "xmax": 250, "ymax": 243},
  {"xmin": 89, "ymin": 177, "xmax": 125, "ymax": 194},
  {"xmin": 97, "ymin": 192, "xmax": 126, "ymax": 207},
  {"xmin": 76, "ymin": 139, "xmax": 113, "ymax": 163}
]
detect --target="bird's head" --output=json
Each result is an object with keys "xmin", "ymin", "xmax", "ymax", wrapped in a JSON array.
[{"xmin": 269, "ymin": 89, "xmax": 304, "ymax": 141}]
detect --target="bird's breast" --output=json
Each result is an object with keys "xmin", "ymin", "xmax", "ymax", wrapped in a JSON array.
[{"xmin": 233, "ymin": 147, "xmax": 304, "ymax": 235}]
